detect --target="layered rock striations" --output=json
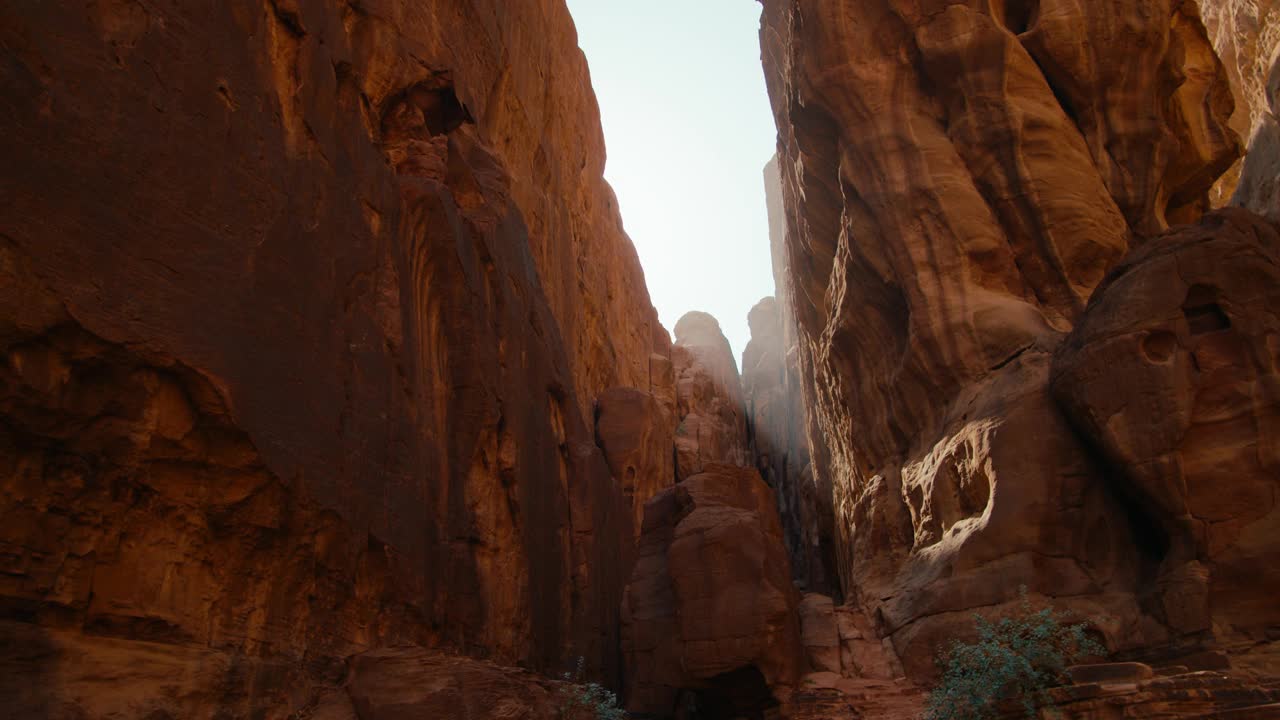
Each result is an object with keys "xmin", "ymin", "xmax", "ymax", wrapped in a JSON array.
[
  {"xmin": 744, "ymin": 157, "xmax": 841, "ymax": 597},
  {"xmin": 1202, "ymin": 0, "xmax": 1280, "ymax": 207},
  {"xmin": 761, "ymin": 0, "xmax": 1276, "ymax": 681},
  {"xmin": 0, "ymin": 0, "xmax": 667, "ymax": 715},
  {"xmin": 1229, "ymin": 43, "xmax": 1280, "ymax": 220}
]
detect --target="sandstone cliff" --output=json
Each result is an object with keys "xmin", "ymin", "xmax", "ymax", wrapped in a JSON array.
[
  {"xmin": 760, "ymin": 0, "xmax": 1276, "ymax": 682},
  {"xmin": 671, "ymin": 312, "xmax": 749, "ymax": 480},
  {"xmin": 6, "ymin": 0, "xmax": 1280, "ymax": 715},
  {"xmin": 745, "ymin": 157, "xmax": 841, "ymax": 598},
  {"xmin": 0, "ymin": 1, "xmax": 665, "ymax": 716},
  {"xmin": 1203, "ymin": 0, "xmax": 1280, "ymax": 206}
]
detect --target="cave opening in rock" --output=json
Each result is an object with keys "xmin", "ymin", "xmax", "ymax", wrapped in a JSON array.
[
  {"xmin": 1182, "ymin": 284, "xmax": 1231, "ymax": 335},
  {"xmin": 380, "ymin": 76, "xmax": 472, "ymax": 146},
  {"xmin": 688, "ymin": 666, "xmax": 780, "ymax": 720},
  {"xmin": 995, "ymin": 0, "xmax": 1041, "ymax": 34}
]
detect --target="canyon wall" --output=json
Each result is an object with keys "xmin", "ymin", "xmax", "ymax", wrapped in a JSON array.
[
  {"xmin": 0, "ymin": 1, "xmax": 667, "ymax": 716},
  {"xmin": 1203, "ymin": 0, "xmax": 1280, "ymax": 208},
  {"xmin": 741, "ymin": 157, "xmax": 839, "ymax": 597},
  {"xmin": 761, "ymin": 0, "xmax": 1279, "ymax": 681}
]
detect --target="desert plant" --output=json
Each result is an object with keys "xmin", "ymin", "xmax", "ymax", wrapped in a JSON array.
[
  {"xmin": 558, "ymin": 656, "xmax": 627, "ymax": 720},
  {"xmin": 923, "ymin": 588, "xmax": 1105, "ymax": 720}
]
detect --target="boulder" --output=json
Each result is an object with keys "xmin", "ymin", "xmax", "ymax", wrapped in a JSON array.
[
  {"xmin": 622, "ymin": 464, "xmax": 803, "ymax": 717},
  {"xmin": 1053, "ymin": 208, "xmax": 1280, "ymax": 643}
]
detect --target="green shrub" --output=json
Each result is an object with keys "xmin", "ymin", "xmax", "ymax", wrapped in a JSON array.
[
  {"xmin": 558, "ymin": 657, "xmax": 627, "ymax": 720},
  {"xmin": 923, "ymin": 588, "xmax": 1105, "ymax": 720}
]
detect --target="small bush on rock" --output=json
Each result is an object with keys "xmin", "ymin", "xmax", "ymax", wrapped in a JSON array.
[
  {"xmin": 559, "ymin": 657, "xmax": 627, "ymax": 720},
  {"xmin": 924, "ymin": 588, "xmax": 1105, "ymax": 720}
]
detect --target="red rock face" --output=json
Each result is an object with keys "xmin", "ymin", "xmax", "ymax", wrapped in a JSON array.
[
  {"xmin": 759, "ymin": 0, "xmax": 1274, "ymax": 682},
  {"xmin": 621, "ymin": 464, "xmax": 803, "ymax": 718},
  {"xmin": 1053, "ymin": 209, "xmax": 1280, "ymax": 648},
  {"xmin": 672, "ymin": 312, "xmax": 749, "ymax": 480},
  {"xmin": 0, "ymin": 0, "xmax": 665, "ymax": 714},
  {"xmin": 595, "ymin": 386, "xmax": 676, "ymax": 534},
  {"xmin": 747, "ymin": 156, "xmax": 842, "ymax": 597}
]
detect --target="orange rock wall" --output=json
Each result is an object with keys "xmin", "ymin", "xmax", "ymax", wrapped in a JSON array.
[
  {"xmin": 1202, "ymin": 0, "xmax": 1280, "ymax": 205},
  {"xmin": 759, "ymin": 0, "xmax": 1274, "ymax": 680},
  {"xmin": 0, "ymin": 0, "xmax": 664, "ymax": 715}
]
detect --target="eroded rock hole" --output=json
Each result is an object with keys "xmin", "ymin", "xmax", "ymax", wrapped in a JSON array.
[
  {"xmin": 412, "ymin": 84, "xmax": 470, "ymax": 136},
  {"xmin": 1141, "ymin": 330, "xmax": 1178, "ymax": 363},
  {"xmin": 379, "ymin": 76, "xmax": 474, "ymax": 178},
  {"xmin": 1182, "ymin": 284, "xmax": 1230, "ymax": 336},
  {"xmin": 996, "ymin": 0, "xmax": 1040, "ymax": 34},
  {"xmin": 689, "ymin": 666, "xmax": 779, "ymax": 720}
]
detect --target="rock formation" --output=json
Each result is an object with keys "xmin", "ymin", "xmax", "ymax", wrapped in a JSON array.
[
  {"xmin": 997, "ymin": 660, "xmax": 1280, "ymax": 718},
  {"xmin": 743, "ymin": 157, "xmax": 841, "ymax": 597},
  {"xmin": 595, "ymin": 385, "xmax": 676, "ymax": 534},
  {"xmin": 760, "ymin": 0, "xmax": 1276, "ymax": 683},
  {"xmin": 1231, "ymin": 45, "xmax": 1280, "ymax": 219},
  {"xmin": 0, "ymin": 0, "xmax": 668, "ymax": 715},
  {"xmin": 5, "ymin": 0, "xmax": 1280, "ymax": 715},
  {"xmin": 1203, "ymin": 0, "xmax": 1280, "ymax": 205},
  {"xmin": 671, "ymin": 312, "xmax": 749, "ymax": 480},
  {"xmin": 1053, "ymin": 208, "xmax": 1280, "ymax": 648},
  {"xmin": 0, "ymin": 622, "xmax": 578, "ymax": 720},
  {"xmin": 621, "ymin": 464, "xmax": 803, "ymax": 718},
  {"xmin": 742, "ymin": 296, "xmax": 832, "ymax": 595}
]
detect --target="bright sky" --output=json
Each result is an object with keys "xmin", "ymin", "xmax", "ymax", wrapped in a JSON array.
[{"xmin": 566, "ymin": 0, "xmax": 779, "ymax": 363}]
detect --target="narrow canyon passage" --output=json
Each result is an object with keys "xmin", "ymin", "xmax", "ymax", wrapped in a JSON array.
[{"xmin": 0, "ymin": 1, "xmax": 1279, "ymax": 719}]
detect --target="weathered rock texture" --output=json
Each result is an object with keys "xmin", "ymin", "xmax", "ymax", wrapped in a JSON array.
[
  {"xmin": 1000, "ymin": 661, "xmax": 1280, "ymax": 719},
  {"xmin": 0, "ymin": 621, "xmax": 586, "ymax": 720},
  {"xmin": 671, "ymin": 312, "xmax": 749, "ymax": 481},
  {"xmin": 744, "ymin": 156, "xmax": 840, "ymax": 598},
  {"xmin": 797, "ymin": 593, "xmax": 906, "ymax": 682},
  {"xmin": 621, "ymin": 464, "xmax": 803, "ymax": 718},
  {"xmin": 761, "ymin": 0, "xmax": 1274, "ymax": 682},
  {"xmin": 1053, "ymin": 209, "xmax": 1280, "ymax": 648},
  {"xmin": 742, "ymin": 296, "xmax": 836, "ymax": 596},
  {"xmin": 1203, "ymin": 0, "xmax": 1280, "ymax": 205},
  {"xmin": 0, "ymin": 0, "xmax": 667, "ymax": 715},
  {"xmin": 1230, "ymin": 43, "xmax": 1280, "ymax": 219},
  {"xmin": 595, "ymin": 386, "xmax": 676, "ymax": 534}
]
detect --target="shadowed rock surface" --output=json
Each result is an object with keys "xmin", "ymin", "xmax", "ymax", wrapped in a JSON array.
[
  {"xmin": 1053, "ymin": 209, "xmax": 1280, "ymax": 652},
  {"xmin": 0, "ymin": 0, "xmax": 668, "ymax": 715},
  {"xmin": 760, "ymin": 0, "xmax": 1277, "ymax": 683},
  {"xmin": 744, "ymin": 156, "xmax": 841, "ymax": 598},
  {"xmin": 621, "ymin": 464, "xmax": 803, "ymax": 718},
  {"xmin": 3, "ymin": 0, "xmax": 1280, "ymax": 716},
  {"xmin": 595, "ymin": 385, "xmax": 676, "ymax": 534}
]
